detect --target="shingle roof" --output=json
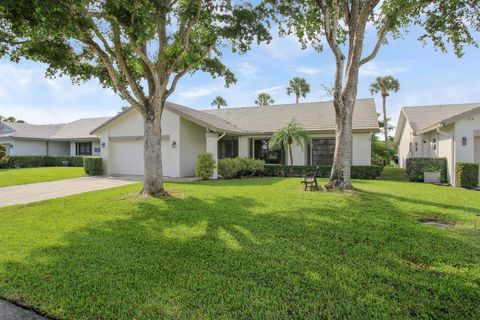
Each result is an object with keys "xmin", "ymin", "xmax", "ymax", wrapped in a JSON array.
[
  {"xmin": 402, "ymin": 103, "xmax": 480, "ymax": 132},
  {"xmin": 91, "ymin": 99, "xmax": 379, "ymax": 135},
  {"xmin": 0, "ymin": 117, "xmax": 111, "ymax": 140},
  {"xmin": 204, "ymin": 98, "xmax": 379, "ymax": 133},
  {"xmin": 0, "ymin": 122, "xmax": 64, "ymax": 139},
  {"xmin": 166, "ymin": 103, "xmax": 242, "ymax": 134},
  {"xmin": 50, "ymin": 117, "xmax": 111, "ymax": 140}
]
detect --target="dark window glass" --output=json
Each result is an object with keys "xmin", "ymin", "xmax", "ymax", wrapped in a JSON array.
[
  {"xmin": 311, "ymin": 138, "xmax": 335, "ymax": 165},
  {"xmin": 78, "ymin": 142, "xmax": 92, "ymax": 156},
  {"xmin": 462, "ymin": 137, "xmax": 468, "ymax": 146},
  {"xmin": 218, "ymin": 136, "xmax": 239, "ymax": 159},
  {"xmin": 253, "ymin": 139, "xmax": 284, "ymax": 164}
]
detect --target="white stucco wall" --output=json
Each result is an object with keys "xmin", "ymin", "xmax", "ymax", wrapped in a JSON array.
[
  {"xmin": 13, "ymin": 140, "xmax": 47, "ymax": 156},
  {"xmin": 179, "ymin": 118, "xmax": 206, "ymax": 177},
  {"xmin": 352, "ymin": 133, "xmax": 372, "ymax": 165},
  {"xmin": 97, "ymin": 108, "xmax": 181, "ymax": 177},
  {"xmin": 48, "ymin": 141, "xmax": 70, "ymax": 156},
  {"xmin": 454, "ymin": 110, "xmax": 480, "ymax": 163},
  {"xmin": 238, "ymin": 136, "xmax": 249, "ymax": 157},
  {"xmin": 437, "ymin": 124, "xmax": 455, "ymax": 184}
]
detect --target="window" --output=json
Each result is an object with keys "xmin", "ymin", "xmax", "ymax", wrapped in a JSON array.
[
  {"xmin": 433, "ymin": 138, "xmax": 437, "ymax": 151},
  {"xmin": 415, "ymin": 142, "xmax": 418, "ymax": 152},
  {"xmin": 77, "ymin": 142, "xmax": 92, "ymax": 156},
  {"xmin": 311, "ymin": 138, "xmax": 335, "ymax": 165},
  {"xmin": 94, "ymin": 147, "xmax": 101, "ymax": 153},
  {"xmin": 218, "ymin": 136, "xmax": 238, "ymax": 159},
  {"xmin": 462, "ymin": 137, "xmax": 468, "ymax": 146},
  {"xmin": 252, "ymin": 139, "xmax": 284, "ymax": 164}
]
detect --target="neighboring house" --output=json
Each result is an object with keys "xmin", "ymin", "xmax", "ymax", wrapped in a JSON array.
[
  {"xmin": 394, "ymin": 103, "xmax": 480, "ymax": 185},
  {"xmin": 0, "ymin": 117, "xmax": 111, "ymax": 157},
  {"xmin": 91, "ymin": 99, "xmax": 379, "ymax": 178}
]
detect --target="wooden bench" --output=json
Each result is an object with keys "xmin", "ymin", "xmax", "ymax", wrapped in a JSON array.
[{"xmin": 301, "ymin": 165, "xmax": 320, "ymax": 191}]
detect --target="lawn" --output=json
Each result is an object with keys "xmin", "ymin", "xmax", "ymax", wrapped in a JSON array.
[
  {"xmin": 0, "ymin": 167, "xmax": 85, "ymax": 187},
  {"xmin": 0, "ymin": 169, "xmax": 479, "ymax": 319}
]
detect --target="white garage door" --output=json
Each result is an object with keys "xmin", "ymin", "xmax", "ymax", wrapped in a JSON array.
[
  {"xmin": 110, "ymin": 140, "xmax": 144, "ymax": 175},
  {"xmin": 109, "ymin": 137, "xmax": 175, "ymax": 176}
]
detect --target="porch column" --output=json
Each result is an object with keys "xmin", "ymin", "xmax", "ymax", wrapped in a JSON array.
[
  {"xmin": 205, "ymin": 132, "xmax": 219, "ymax": 179},
  {"xmin": 70, "ymin": 141, "xmax": 76, "ymax": 156}
]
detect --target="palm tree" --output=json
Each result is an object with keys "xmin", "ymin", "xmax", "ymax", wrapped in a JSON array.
[
  {"xmin": 286, "ymin": 77, "xmax": 310, "ymax": 103},
  {"xmin": 370, "ymin": 76, "xmax": 400, "ymax": 145},
  {"xmin": 255, "ymin": 92, "xmax": 274, "ymax": 106},
  {"xmin": 211, "ymin": 96, "xmax": 228, "ymax": 109},
  {"xmin": 269, "ymin": 119, "xmax": 310, "ymax": 166}
]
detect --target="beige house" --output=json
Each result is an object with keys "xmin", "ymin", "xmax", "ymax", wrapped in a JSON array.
[
  {"xmin": 394, "ymin": 103, "xmax": 480, "ymax": 185},
  {"xmin": 0, "ymin": 117, "xmax": 110, "ymax": 157},
  {"xmin": 91, "ymin": 99, "xmax": 379, "ymax": 178}
]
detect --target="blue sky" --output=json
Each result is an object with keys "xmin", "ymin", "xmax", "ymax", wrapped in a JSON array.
[{"xmin": 0, "ymin": 25, "xmax": 479, "ymax": 126}]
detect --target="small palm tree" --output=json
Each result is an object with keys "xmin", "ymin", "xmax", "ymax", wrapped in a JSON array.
[
  {"xmin": 269, "ymin": 119, "xmax": 310, "ymax": 166},
  {"xmin": 287, "ymin": 77, "xmax": 310, "ymax": 103},
  {"xmin": 211, "ymin": 96, "xmax": 228, "ymax": 109},
  {"xmin": 255, "ymin": 92, "xmax": 274, "ymax": 106},
  {"xmin": 370, "ymin": 76, "xmax": 400, "ymax": 145}
]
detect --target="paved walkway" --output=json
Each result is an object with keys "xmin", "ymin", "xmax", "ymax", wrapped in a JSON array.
[
  {"xmin": 0, "ymin": 300, "xmax": 46, "ymax": 320},
  {"xmin": 0, "ymin": 176, "xmax": 140, "ymax": 207}
]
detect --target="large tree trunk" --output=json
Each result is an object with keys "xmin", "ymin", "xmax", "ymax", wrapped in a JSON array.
[
  {"xmin": 327, "ymin": 100, "xmax": 354, "ymax": 190},
  {"xmin": 141, "ymin": 104, "xmax": 167, "ymax": 197},
  {"xmin": 289, "ymin": 144, "xmax": 293, "ymax": 166},
  {"xmin": 382, "ymin": 94, "xmax": 388, "ymax": 146}
]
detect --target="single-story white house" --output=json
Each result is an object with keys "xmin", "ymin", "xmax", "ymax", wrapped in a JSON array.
[
  {"xmin": 394, "ymin": 102, "xmax": 480, "ymax": 185},
  {"xmin": 90, "ymin": 99, "xmax": 379, "ymax": 177},
  {"xmin": 0, "ymin": 117, "xmax": 110, "ymax": 157}
]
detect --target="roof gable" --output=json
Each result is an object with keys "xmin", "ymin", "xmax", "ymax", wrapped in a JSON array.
[{"xmin": 401, "ymin": 103, "xmax": 480, "ymax": 134}]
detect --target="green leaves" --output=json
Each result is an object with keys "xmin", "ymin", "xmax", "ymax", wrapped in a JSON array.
[
  {"xmin": 269, "ymin": 119, "xmax": 310, "ymax": 150},
  {"xmin": 255, "ymin": 92, "xmax": 274, "ymax": 106}
]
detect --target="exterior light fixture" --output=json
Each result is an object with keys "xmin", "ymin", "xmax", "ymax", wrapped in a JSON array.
[
  {"xmin": 171, "ymin": 140, "xmax": 177, "ymax": 148},
  {"xmin": 101, "ymin": 142, "xmax": 106, "ymax": 148}
]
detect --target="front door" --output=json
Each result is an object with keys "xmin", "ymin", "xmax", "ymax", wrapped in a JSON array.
[{"xmin": 475, "ymin": 136, "xmax": 480, "ymax": 163}]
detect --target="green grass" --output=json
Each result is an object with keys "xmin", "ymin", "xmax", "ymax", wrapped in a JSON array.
[
  {"xmin": 0, "ymin": 167, "xmax": 85, "ymax": 187},
  {"xmin": 0, "ymin": 173, "xmax": 479, "ymax": 319},
  {"xmin": 380, "ymin": 166, "xmax": 408, "ymax": 181}
]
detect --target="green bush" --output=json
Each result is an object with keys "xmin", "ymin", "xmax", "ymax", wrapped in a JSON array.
[
  {"xmin": 406, "ymin": 158, "xmax": 448, "ymax": 182},
  {"xmin": 371, "ymin": 140, "xmax": 396, "ymax": 168},
  {"xmin": 83, "ymin": 157, "xmax": 103, "ymax": 176},
  {"xmin": 371, "ymin": 153, "xmax": 386, "ymax": 169},
  {"xmin": 456, "ymin": 162, "xmax": 479, "ymax": 188},
  {"xmin": 218, "ymin": 157, "xmax": 265, "ymax": 179},
  {"xmin": 195, "ymin": 152, "xmax": 216, "ymax": 179},
  {"xmin": 218, "ymin": 158, "xmax": 241, "ymax": 179},
  {"xmin": 264, "ymin": 164, "xmax": 382, "ymax": 179},
  {"xmin": 4, "ymin": 156, "xmax": 84, "ymax": 168},
  {"xmin": 0, "ymin": 145, "xmax": 9, "ymax": 167}
]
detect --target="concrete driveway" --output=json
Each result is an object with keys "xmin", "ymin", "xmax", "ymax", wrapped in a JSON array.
[{"xmin": 0, "ymin": 176, "xmax": 142, "ymax": 208}]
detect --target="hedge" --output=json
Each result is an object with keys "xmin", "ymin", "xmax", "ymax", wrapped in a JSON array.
[
  {"xmin": 83, "ymin": 157, "xmax": 103, "ymax": 176},
  {"xmin": 264, "ymin": 164, "xmax": 382, "ymax": 179},
  {"xmin": 195, "ymin": 152, "xmax": 216, "ymax": 179},
  {"xmin": 455, "ymin": 162, "xmax": 479, "ymax": 188},
  {"xmin": 406, "ymin": 158, "xmax": 448, "ymax": 182},
  {"xmin": 1, "ymin": 156, "xmax": 84, "ymax": 168},
  {"xmin": 218, "ymin": 157, "xmax": 265, "ymax": 179}
]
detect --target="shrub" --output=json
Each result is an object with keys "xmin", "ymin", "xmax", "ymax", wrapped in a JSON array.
[
  {"xmin": 371, "ymin": 140, "xmax": 396, "ymax": 168},
  {"xmin": 218, "ymin": 157, "xmax": 265, "ymax": 179},
  {"xmin": 456, "ymin": 162, "xmax": 479, "ymax": 188},
  {"xmin": 218, "ymin": 158, "xmax": 241, "ymax": 179},
  {"xmin": 264, "ymin": 164, "xmax": 382, "ymax": 179},
  {"xmin": 195, "ymin": 152, "xmax": 215, "ymax": 179},
  {"xmin": 371, "ymin": 153, "xmax": 386, "ymax": 169},
  {"xmin": 83, "ymin": 157, "xmax": 103, "ymax": 176},
  {"xmin": 0, "ymin": 145, "xmax": 9, "ymax": 168},
  {"xmin": 406, "ymin": 158, "xmax": 448, "ymax": 182},
  {"xmin": 4, "ymin": 156, "xmax": 84, "ymax": 168}
]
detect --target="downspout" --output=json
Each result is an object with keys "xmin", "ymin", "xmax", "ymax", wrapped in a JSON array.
[{"xmin": 437, "ymin": 125, "xmax": 455, "ymax": 186}]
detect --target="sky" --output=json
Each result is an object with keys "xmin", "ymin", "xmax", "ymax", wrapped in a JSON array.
[{"xmin": 0, "ymin": 24, "xmax": 479, "ymax": 128}]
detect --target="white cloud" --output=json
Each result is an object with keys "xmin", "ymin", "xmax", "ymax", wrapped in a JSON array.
[
  {"xmin": 360, "ymin": 61, "xmax": 408, "ymax": 77},
  {"xmin": 255, "ymin": 85, "xmax": 284, "ymax": 94},
  {"xmin": 237, "ymin": 62, "xmax": 257, "ymax": 79},
  {"xmin": 178, "ymin": 87, "xmax": 213, "ymax": 98},
  {"xmin": 296, "ymin": 66, "xmax": 323, "ymax": 75}
]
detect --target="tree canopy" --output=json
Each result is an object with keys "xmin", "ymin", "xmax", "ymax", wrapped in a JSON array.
[
  {"xmin": 0, "ymin": 115, "xmax": 25, "ymax": 123},
  {"xmin": 286, "ymin": 77, "xmax": 310, "ymax": 103},
  {"xmin": 211, "ymin": 96, "xmax": 228, "ymax": 109},
  {"xmin": 255, "ymin": 92, "xmax": 274, "ymax": 106},
  {"xmin": 269, "ymin": 119, "xmax": 310, "ymax": 166}
]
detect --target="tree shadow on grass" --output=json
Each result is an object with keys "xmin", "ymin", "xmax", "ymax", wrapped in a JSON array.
[{"xmin": 1, "ymin": 187, "xmax": 479, "ymax": 319}]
